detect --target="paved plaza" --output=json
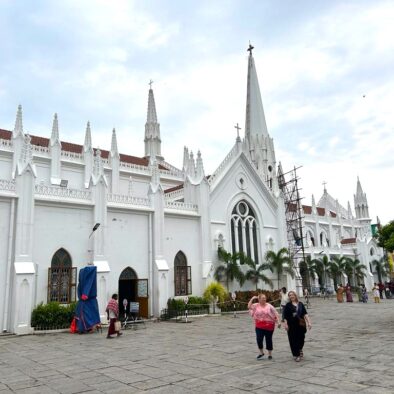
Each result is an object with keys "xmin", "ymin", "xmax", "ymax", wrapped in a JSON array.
[{"xmin": 0, "ymin": 298, "xmax": 393, "ymax": 394}]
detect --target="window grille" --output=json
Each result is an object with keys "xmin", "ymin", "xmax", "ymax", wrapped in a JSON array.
[
  {"xmin": 48, "ymin": 248, "xmax": 76, "ymax": 303},
  {"xmin": 174, "ymin": 251, "xmax": 191, "ymax": 296}
]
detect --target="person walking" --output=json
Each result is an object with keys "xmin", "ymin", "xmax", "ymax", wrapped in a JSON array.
[
  {"xmin": 336, "ymin": 284, "xmax": 344, "ymax": 303},
  {"xmin": 280, "ymin": 287, "xmax": 289, "ymax": 322},
  {"xmin": 372, "ymin": 283, "xmax": 380, "ymax": 303},
  {"xmin": 248, "ymin": 294, "xmax": 280, "ymax": 360},
  {"xmin": 345, "ymin": 283, "xmax": 353, "ymax": 302},
  {"xmin": 106, "ymin": 293, "xmax": 122, "ymax": 338},
  {"xmin": 361, "ymin": 284, "xmax": 368, "ymax": 303},
  {"xmin": 283, "ymin": 291, "xmax": 312, "ymax": 362}
]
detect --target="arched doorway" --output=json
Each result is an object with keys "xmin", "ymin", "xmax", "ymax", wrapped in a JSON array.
[{"xmin": 118, "ymin": 267, "xmax": 149, "ymax": 318}]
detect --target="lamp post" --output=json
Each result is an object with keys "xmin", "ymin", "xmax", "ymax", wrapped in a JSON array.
[{"xmin": 88, "ymin": 223, "xmax": 100, "ymax": 264}]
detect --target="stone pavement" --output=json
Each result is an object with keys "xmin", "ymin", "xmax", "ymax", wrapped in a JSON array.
[{"xmin": 0, "ymin": 298, "xmax": 393, "ymax": 394}]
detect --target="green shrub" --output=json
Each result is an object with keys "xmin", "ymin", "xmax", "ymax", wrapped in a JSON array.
[
  {"xmin": 31, "ymin": 302, "xmax": 76, "ymax": 329},
  {"xmin": 166, "ymin": 296, "xmax": 208, "ymax": 311}
]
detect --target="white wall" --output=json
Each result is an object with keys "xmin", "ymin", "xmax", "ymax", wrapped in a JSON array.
[
  {"xmin": 164, "ymin": 215, "xmax": 201, "ymax": 297},
  {"xmin": 106, "ymin": 209, "xmax": 150, "ymax": 295},
  {"xmin": 33, "ymin": 203, "xmax": 93, "ymax": 305}
]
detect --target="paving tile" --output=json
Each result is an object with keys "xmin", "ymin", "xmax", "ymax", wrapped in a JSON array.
[{"xmin": 0, "ymin": 299, "xmax": 393, "ymax": 393}]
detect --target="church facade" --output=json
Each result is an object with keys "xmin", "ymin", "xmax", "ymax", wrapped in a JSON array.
[
  {"xmin": 0, "ymin": 49, "xmax": 292, "ymax": 334},
  {"xmin": 0, "ymin": 49, "xmax": 383, "ymax": 335}
]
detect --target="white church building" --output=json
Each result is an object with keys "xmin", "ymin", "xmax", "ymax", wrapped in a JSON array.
[{"xmin": 0, "ymin": 48, "xmax": 383, "ymax": 335}]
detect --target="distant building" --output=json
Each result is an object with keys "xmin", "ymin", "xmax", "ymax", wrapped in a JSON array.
[{"xmin": 296, "ymin": 180, "xmax": 384, "ymax": 290}]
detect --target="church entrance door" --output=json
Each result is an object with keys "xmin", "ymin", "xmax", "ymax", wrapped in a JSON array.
[{"xmin": 118, "ymin": 267, "xmax": 149, "ymax": 318}]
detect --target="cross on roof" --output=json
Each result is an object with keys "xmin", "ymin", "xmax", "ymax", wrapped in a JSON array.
[
  {"xmin": 149, "ymin": 79, "xmax": 154, "ymax": 89},
  {"xmin": 322, "ymin": 180, "xmax": 327, "ymax": 192},
  {"xmin": 234, "ymin": 123, "xmax": 241, "ymax": 138}
]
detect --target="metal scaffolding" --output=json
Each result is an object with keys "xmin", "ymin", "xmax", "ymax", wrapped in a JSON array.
[{"xmin": 278, "ymin": 165, "xmax": 307, "ymax": 292}]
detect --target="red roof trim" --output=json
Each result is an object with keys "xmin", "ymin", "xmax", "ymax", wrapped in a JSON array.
[
  {"xmin": 0, "ymin": 128, "xmax": 151, "ymax": 167},
  {"xmin": 164, "ymin": 184, "xmax": 184, "ymax": 194},
  {"xmin": 341, "ymin": 238, "xmax": 357, "ymax": 245}
]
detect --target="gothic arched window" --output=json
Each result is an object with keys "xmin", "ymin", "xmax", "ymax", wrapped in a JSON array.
[
  {"xmin": 174, "ymin": 251, "xmax": 191, "ymax": 296},
  {"xmin": 48, "ymin": 248, "xmax": 76, "ymax": 303},
  {"xmin": 231, "ymin": 201, "xmax": 259, "ymax": 263}
]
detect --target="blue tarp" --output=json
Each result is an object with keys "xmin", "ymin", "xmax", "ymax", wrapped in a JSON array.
[{"xmin": 74, "ymin": 265, "xmax": 101, "ymax": 332}]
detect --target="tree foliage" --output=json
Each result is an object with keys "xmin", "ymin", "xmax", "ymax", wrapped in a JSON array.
[
  {"xmin": 376, "ymin": 220, "xmax": 394, "ymax": 252},
  {"xmin": 265, "ymin": 247, "xmax": 294, "ymax": 289},
  {"xmin": 214, "ymin": 248, "xmax": 245, "ymax": 290}
]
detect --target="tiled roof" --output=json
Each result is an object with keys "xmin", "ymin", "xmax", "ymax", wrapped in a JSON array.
[
  {"xmin": 0, "ymin": 128, "xmax": 153, "ymax": 167},
  {"xmin": 341, "ymin": 238, "xmax": 357, "ymax": 245},
  {"xmin": 302, "ymin": 204, "xmax": 336, "ymax": 217},
  {"xmin": 164, "ymin": 184, "xmax": 184, "ymax": 194}
]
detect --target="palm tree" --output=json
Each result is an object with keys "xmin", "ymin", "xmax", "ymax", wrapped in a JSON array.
[
  {"xmin": 244, "ymin": 256, "xmax": 273, "ymax": 290},
  {"xmin": 345, "ymin": 258, "xmax": 367, "ymax": 285},
  {"xmin": 328, "ymin": 256, "xmax": 348, "ymax": 288},
  {"xmin": 371, "ymin": 257, "xmax": 389, "ymax": 283},
  {"xmin": 315, "ymin": 255, "xmax": 331, "ymax": 289},
  {"xmin": 265, "ymin": 247, "xmax": 294, "ymax": 289},
  {"xmin": 214, "ymin": 248, "xmax": 245, "ymax": 290},
  {"xmin": 299, "ymin": 255, "xmax": 318, "ymax": 290}
]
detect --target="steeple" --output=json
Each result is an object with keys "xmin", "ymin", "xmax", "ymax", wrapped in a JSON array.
[
  {"xmin": 245, "ymin": 44, "xmax": 269, "ymax": 142},
  {"xmin": 50, "ymin": 113, "xmax": 61, "ymax": 146},
  {"xmin": 243, "ymin": 44, "xmax": 276, "ymax": 187},
  {"xmin": 13, "ymin": 104, "xmax": 24, "ymax": 138},
  {"xmin": 144, "ymin": 81, "xmax": 163, "ymax": 161},
  {"xmin": 354, "ymin": 177, "xmax": 369, "ymax": 219},
  {"xmin": 84, "ymin": 121, "xmax": 93, "ymax": 153}
]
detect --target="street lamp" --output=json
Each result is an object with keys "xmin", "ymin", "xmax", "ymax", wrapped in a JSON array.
[{"xmin": 89, "ymin": 223, "xmax": 100, "ymax": 238}]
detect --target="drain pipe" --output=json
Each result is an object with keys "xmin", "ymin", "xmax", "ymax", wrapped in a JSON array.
[
  {"xmin": 3, "ymin": 198, "xmax": 15, "ymax": 332},
  {"xmin": 148, "ymin": 212, "xmax": 153, "ymax": 317}
]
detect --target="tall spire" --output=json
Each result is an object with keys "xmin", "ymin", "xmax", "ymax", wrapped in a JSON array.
[
  {"xmin": 50, "ymin": 113, "xmax": 61, "ymax": 146},
  {"xmin": 354, "ymin": 177, "xmax": 369, "ymax": 219},
  {"xmin": 144, "ymin": 81, "xmax": 163, "ymax": 160},
  {"xmin": 245, "ymin": 44, "xmax": 269, "ymax": 141},
  {"xmin": 84, "ymin": 121, "xmax": 93, "ymax": 153},
  {"xmin": 13, "ymin": 104, "xmax": 24, "ymax": 138},
  {"xmin": 356, "ymin": 176, "xmax": 363, "ymax": 196}
]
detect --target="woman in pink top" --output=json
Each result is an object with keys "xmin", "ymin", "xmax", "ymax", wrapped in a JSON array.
[{"xmin": 248, "ymin": 294, "xmax": 280, "ymax": 360}]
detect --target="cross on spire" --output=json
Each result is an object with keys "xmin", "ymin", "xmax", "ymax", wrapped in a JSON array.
[
  {"xmin": 247, "ymin": 41, "xmax": 254, "ymax": 55},
  {"xmin": 322, "ymin": 180, "xmax": 327, "ymax": 192},
  {"xmin": 149, "ymin": 79, "xmax": 154, "ymax": 89},
  {"xmin": 234, "ymin": 123, "xmax": 241, "ymax": 138}
]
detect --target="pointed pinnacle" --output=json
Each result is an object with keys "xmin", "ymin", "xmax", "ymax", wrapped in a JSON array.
[{"xmin": 13, "ymin": 104, "xmax": 24, "ymax": 136}]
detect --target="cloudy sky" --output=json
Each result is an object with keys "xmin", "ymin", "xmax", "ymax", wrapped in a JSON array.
[{"xmin": 0, "ymin": 0, "xmax": 393, "ymax": 224}]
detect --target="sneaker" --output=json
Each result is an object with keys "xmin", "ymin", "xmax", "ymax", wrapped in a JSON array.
[
  {"xmin": 295, "ymin": 357, "xmax": 301, "ymax": 362},
  {"xmin": 256, "ymin": 354, "xmax": 264, "ymax": 360},
  {"xmin": 268, "ymin": 355, "xmax": 273, "ymax": 360},
  {"xmin": 117, "ymin": 332, "xmax": 123, "ymax": 337},
  {"xmin": 106, "ymin": 336, "xmax": 113, "ymax": 339}
]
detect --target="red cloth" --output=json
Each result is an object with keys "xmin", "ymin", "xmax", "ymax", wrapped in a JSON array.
[
  {"xmin": 81, "ymin": 294, "xmax": 88, "ymax": 300},
  {"xmin": 70, "ymin": 317, "xmax": 77, "ymax": 333},
  {"xmin": 106, "ymin": 299, "xmax": 119, "ymax": 317},
  {"xmin": 255, "ymin": 320, "xmax": 275, "ymax": 331}
]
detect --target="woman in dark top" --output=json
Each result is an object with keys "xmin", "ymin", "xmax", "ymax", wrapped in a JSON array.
[{"xmin": 283, "ymin": 291, "xmax": 312, "ymax": 362}]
